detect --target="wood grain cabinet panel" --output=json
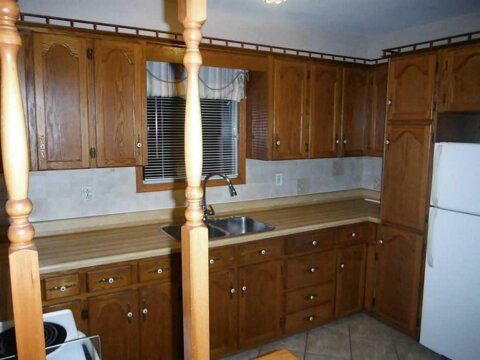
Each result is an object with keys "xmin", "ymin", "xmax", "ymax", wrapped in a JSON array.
[
  {"xmin": 374, "ymin": 225, "xmax": 423, "ymax": 337},
  {"xmin": 342, "ymin": 67, "xmax": 369, "ymax": 156},
  {"xmin": 439, "ymin": 44, "xmax": 480, "ymax": 111},
  {"xmin": 88, "ymin": 290, "xmax": 140, "ymax": 360},
  {"xmin": 381, "ymin": 124, "xmax": 432, "ymax": 232},
  {"xmin": 335, "ymin": 244, "xmax": 366, "ymax": 318},
  {"xmin": 33, "ymin": 33, "xmax": 90, "ymax": 170},
  {"xmin": 273, "ymin": 58, "xmax": 308, "ymax": 160},
  {"xmin": 139, "ymin": 281, "xmax": 182, "ymax": 360},
  {"xmin": 286, "ymin": 250, "xmax": 336, "ymax": 289},
  {"xmin": 309, "ymin": 62, "xmax": 342, "ymax": 158},
  {"xmin": 387, "ymin": 53, "xmax": 436, "ymax": 121},
  {"xmin": 238, "ymin": 260, "xmax": 283, "ymax": 349},
  {"xmin": 366, "ymin": 64, "xmax": 388, "ymax": 156},
  {"xmin": 94, "ymin": 39, "xmax": 145, "ymax": 167}
]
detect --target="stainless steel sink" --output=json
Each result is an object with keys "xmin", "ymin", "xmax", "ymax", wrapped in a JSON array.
[
  {"xmin": 206, "ymin": 216, "xmax": 274, "ymax": 236},
  {"xmin": 162, "ymin": 216, "xmax": 274, "ymax": 241},
  {"xmin": 162, "ymin": 224, "xmax": 228, "ymax": 241}
]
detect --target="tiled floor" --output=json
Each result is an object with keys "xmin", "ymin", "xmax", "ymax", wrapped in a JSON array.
[{"xmin": 220, "ymin": 313, "xmax": 445, "ymax": 360}]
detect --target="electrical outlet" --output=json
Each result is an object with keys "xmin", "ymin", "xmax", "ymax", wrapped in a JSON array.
[
  {"xmin": 81, "ymin": 186, "xmax": 93, "ymax": 201},
  {"xmin": 275, "ymin": 173, "xmax": 283, "ymax": 186}
]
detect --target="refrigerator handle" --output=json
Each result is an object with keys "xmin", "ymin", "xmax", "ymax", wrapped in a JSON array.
[
  {"xmin": 430, "ymin": 143, "xmax": 442, "ymax": 207},
  {"xmin": 426, "ymin": 208, "xmax": 437, "ymax": 268}
]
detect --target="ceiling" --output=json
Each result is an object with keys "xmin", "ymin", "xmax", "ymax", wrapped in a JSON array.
[{"xmin": 210, "ymin": 0, "xmax": 480, "ymax": 35}]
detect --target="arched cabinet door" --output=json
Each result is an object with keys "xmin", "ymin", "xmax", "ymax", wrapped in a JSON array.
[
  {"xmin": 439, "ymin": 44, "xmax": 480, "ymax": 112},
  {"xmin": 94, "ymin": 39, "xmax": 145, "ymax": 167},
  {"xmin": 33, "ymin": 34, "xmax": 90, "ymax": 170},
  {"xmin": 387, "ymin": 53, "xmax": 436, "ymax": 121}
]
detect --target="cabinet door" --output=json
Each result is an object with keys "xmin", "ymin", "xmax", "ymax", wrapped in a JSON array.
[
  {"xmin": 43, "ymin": 300, "xmax": 86, "ymax": 333},
  {"xmin": 139, "ymin": 282, "xmax": 182, "ymax": 360},
  {"xmin": 342, "ymin": 67, "xmax": 369, "ymax": 156},
  {"xmin": 210, "ymin": 269, "xmax": 237, "ymax": 358},
  {"xmin": 88, "ymin": 290, "xmax": 139, "ymax": 360},
  {"xmin": 94, "ymin": 39, "xmax": 144, "ymax": 167},
  {"xmin": 387, "ymin": 53, "xmax": 436, "ymax": 121},
  {"xmin": 238, "ymin": 260, "xmax": 283, "ymax": 349},
  {"xmin": 367, "ymin": 64, "xmax": 388, "ymax": 156},
  {"xmin": 374, "ymin": 225, "xmax": 423, "ymax": 337},
  {"xmin": 335, "ymin": 244, "xmax": 366, "ymax": 318},
  {"xmin": 273, "ymin": 58, "xmax": 308, "ymax": 160},
  {"xmin": 33, "ymin": 34, "xmax": 90, "ymax": 170},
  {"xmin": 381, "ymin": 124, "xmax": 432, "ymax": 232},
  {"xmin": 309, "ymin": 62, "xmax": 342, "ymax": 158},
  {"xmin": 440, "ymin": 44, "xmax": 480, "ymax": 111}
]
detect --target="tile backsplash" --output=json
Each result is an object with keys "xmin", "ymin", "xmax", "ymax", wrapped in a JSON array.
[{"xmin": 0, "ymin": 157, "xmax": 382, "ymax": 222}]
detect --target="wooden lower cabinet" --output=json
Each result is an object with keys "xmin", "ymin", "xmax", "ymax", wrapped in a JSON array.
[
  {"xmin": 374, "ymin": 225, "xmax": 424, "ymax": 337},
  {"xmin": 210, "ymin": 269, "xmax": 237, "ymax": 358},
  {"xmin": 88, "ymin": 290, "xmax": 140, "ymax": 360},
  {"xmin": 335, "ymin": 244, "xmax": 366, "ymax": 318},
  {"xmin": 238, "ymin": 260, "xmax": 283, "ymax": 349}
]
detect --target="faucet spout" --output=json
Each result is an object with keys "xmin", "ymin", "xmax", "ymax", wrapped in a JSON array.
[{"xmin": 201, "ymin": 173, "xmax": 238, "ymax": 222}]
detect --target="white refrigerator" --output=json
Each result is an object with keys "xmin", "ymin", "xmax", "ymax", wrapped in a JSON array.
[{"xmin": 420, "ymin": 142, "xmax": 480, "ymax": 360}]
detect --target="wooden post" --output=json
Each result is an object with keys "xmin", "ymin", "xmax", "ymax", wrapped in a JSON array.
[
  {"xmin": 178, "ymin": 1, "xmax": 209, "ymax": 359},
  {"xmin": 0, "ymin": 1, "xmax": 46, "ymax": 359}
]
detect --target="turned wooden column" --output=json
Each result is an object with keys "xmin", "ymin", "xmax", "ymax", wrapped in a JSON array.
[
  {"xmin": 0, "ymin": 1, "xmax": 46, "ymax": 359},
  {"xmin": 178, "ymin": 0, "xmax": 209, "ymax": 359}
]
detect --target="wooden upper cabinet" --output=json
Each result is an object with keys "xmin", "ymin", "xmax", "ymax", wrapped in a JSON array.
[
  {"xmin": 342, "ymin": 67, "xmax": 369, "ymax": 156},
  {"xmin": 381, "ymin": 124, "xmax": 432, "ymax": 232},
  {"xmin": 387, "ymin": 53, "xmax": 436, "ymax": 121},
  {"xmin": 33, "ymin": 34, "xmax": 90, "ymax": 170},
  {"xmin": 366, "ymin": 64, "xmax": 388, "ymax": 156},
  {"xmin": 94, "ymin": 39, "xmax": 145, "ymax": 167},
  {"xmin": 374, "ymin": 225, "xmax": 423, "ymax": 337},
  {"xmin": 309, "ymin": 62, "xmax": 342, "ymax": 158},
  {"xmin": 439, "ymin": 44, "xmax": 480, "ymax": 112},
  {"xmin": 273, "ymin": 58, "xmax": 308, "ymax": 160}
]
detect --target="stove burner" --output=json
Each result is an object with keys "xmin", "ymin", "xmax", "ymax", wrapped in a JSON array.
[{"xmin": 0, "ymin": 322, "xmax": 67, "ymax": 358}]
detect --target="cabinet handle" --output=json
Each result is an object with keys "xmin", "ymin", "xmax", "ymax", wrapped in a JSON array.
[
  {"xmin": 136, "ymin": 135, "xmax": 142, "ymax": 150},
  {"xmin": 340, "ymin": 263, "xmax": 345, "ymax": 271},
  {"xmin": 127, "ymin": 304, "xmax": 133, "ymax": 322},
  {"xmin": 209, "ymin": 258, "xmax": 215, "ymax": 265},
  {"xmin": 385, "ymin": 139, "xmax": 391, "ymax": 146},
  {"xmin": 99, "ymin": 276, "xmax": 119, "ymax": 284},
  {"xmin": 306, "ymin": 315, "xmax": 316, "ymax": 322},
  {"xmin": 241, "ymin": 285, "xmax": 247, "ymax": 293},
  {"xmin": 387, "ymin": 99, "xmax": 392, "ymax": 106},
  {"xmin": 308, "ymin": 294, "xmax": 316, "ymax": 301},
  {"xmin": 311, "ymin": 240, "xmax": 318, "ymax": 246},
  {"xmin": 142, "ymin": 308, "xmax": 148, "ymax": 315},
  {"xmin": 127, "ymin": 311, "xmax": 133, "ymax": 319},
  {"xmin": 351, "ymin": 232, "xmax": 357, "ymax": 238},
  {"xmin": 343, "ymin": 139, "xmax": 347, "ymax": 144},
  {"xmin": 47, "ymin": 284, "xmax": 75, "ymax": 293},
  {"xmin": 309, "ymin": 267, "xmax": 317, "ymax": 273},
  {"xmin": 230, "ymin": 288, "xmax": 236, "ymax": 296},
  {"xmin": 259, "ymin": 249, "xmax": 267, "ymax": 256},
  {"xmin": 335, "ymin": 138, "xmax": 340, "ymax": 145},
  {"xmin": 149, "ymin": 268, "xmax": 164, "ymax": 275},
  {"xmin": 39, "ymin": 135, "xmax": 46, "ymax": 158},
  {"xmin": 379, "ymin": 239, "xmax": 384, "ymax": 245}
]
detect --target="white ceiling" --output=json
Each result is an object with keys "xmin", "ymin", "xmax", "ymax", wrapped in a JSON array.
[{"xmin": 210, "ymin": 0, "xmax": 480, "ymax": 35}]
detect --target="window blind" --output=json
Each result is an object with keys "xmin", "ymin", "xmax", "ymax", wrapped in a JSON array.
[{"xmin": 143, "ymin": 96, "xmax": 238, "ymax": 184}]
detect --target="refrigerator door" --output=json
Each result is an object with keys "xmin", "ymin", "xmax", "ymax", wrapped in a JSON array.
[
  {"xmin": 431, "ymin": 142, "xmax": 480, "ymax": 216},
  {"xmin": 421, "ymin": 207, "xmax": 480, "ymax": 360}
]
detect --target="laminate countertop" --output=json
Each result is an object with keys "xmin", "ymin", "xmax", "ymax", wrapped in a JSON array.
[{"xmin": 36, "ymin": 198, "xmax": 380, "ymax": 274}]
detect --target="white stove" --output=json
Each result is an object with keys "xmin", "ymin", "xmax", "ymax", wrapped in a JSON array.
[{"xmin": 0, "ymin": 310, "xmax": 100, "ymax": 360}]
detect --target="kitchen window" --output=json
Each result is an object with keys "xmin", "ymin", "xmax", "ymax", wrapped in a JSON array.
[{"xmin": 136, "ymin": 62, "xmax": 247, "ymax": 192}]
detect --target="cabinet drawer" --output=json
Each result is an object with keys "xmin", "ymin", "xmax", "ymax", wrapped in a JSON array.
[
  {"xmin": 285, "ymin": 281, "xmax": 335, "ymax": 313},
  {"xmin": 285, "ymin": 229, "xmax": 336, "ymax": 255},
  {"xmin": 209, "ymin": 246, "xmax": 235, "ymax": 272},
  {"xmin": 285, "ymin": 302, "xmax": 334, "ymax": 334},
  {"xmin": 238, "ymin": 238, "xmax": 282, "ymax": 266},
  {"xmin": 87, "ymin": 265, "xmax": 132, "ymax": 292},
  {"xmin": 286, "ymin": 250, "xmax": 336, "ymax": 289},
  {"xmin": 43, "ymin": 274, "xmax": 80, "ymax": 300},
  {"xmin": 139, "ymin": 256, "xmax": 178, "ymax": 283},
  {"xmin": 338, "ymin": 223, "xmax": 368, "ymax": 244}
]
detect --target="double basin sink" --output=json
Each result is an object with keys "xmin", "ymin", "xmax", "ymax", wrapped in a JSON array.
[{"xmin": 162, "ymin": 216, "xmax": 275, "ymax": 241}]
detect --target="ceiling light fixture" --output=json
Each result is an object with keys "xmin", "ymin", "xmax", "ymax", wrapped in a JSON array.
[{"xmin": 265, "ymin": 0, "xmax": 287, "ymax": 4}]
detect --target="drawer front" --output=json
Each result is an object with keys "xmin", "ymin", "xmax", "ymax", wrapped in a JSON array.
[
  {"xmin": 285, "ymin": 281, "xmax": 335, "ymax": 313},
  {"xmin": 87, "ymin": 265, "xmax": 132, "ymax": 292},
  {"xmin": 286, "ymin": 250, "xmax": 336, "ymax": 289},
  {"xmin": 44, "ymin": 274, "xmax": 80, "ymax": 301},
  {"xmin": 238, "ymin": 238, "xmax": 282, "ymax": 266},
  {"xmin": 285, "ymin": 302, "xmax": 334, "ymax": 334},
  {"xmin": 139, "ymin": 256, "xmax": 178, "ymax": 283},
  {"xmin": 209, "ymin": 246, "xmax": 235, "ymax": 272},
  {"xmin": 285, "ymin": 228, "xmax": 336, "ymax": 255},
  {"xmin": 338, "ymin": 223, "xmax": 367, "ymax": 244}
]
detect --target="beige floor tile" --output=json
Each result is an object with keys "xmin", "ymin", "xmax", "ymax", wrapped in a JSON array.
[
  {"xmin": 391, "ymin": 330, "xmax": 442, "ymax": 360},
  {"xmin": 305, "ymin": 353, "xmax": 351, "ymax": 360},
  {"xmin": 220, "ymin": 348, "xmax": 260, "ymax": 360},
  {"xmin": 258, "ymin": 332, "xmax": 308, "ymax": 355},
  {"xmin": 323, "ymin": 317, "xmax": 350, "ymax": 335},
  {"xmin": 348, "ymin": 313, "xmax": 393, "ymax": 341},
  {"xmin": 306, "ymin": 326, "xmax": 351, "ymax": 359},
  {"xmin": 350, "ymin": 336, "xmax": 398, "ymax": 360}
]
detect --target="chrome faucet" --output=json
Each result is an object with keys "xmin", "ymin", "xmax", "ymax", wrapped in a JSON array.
[{"xmin": 201, "ymin": 173, "xmax": 237, "ymax": 222}]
